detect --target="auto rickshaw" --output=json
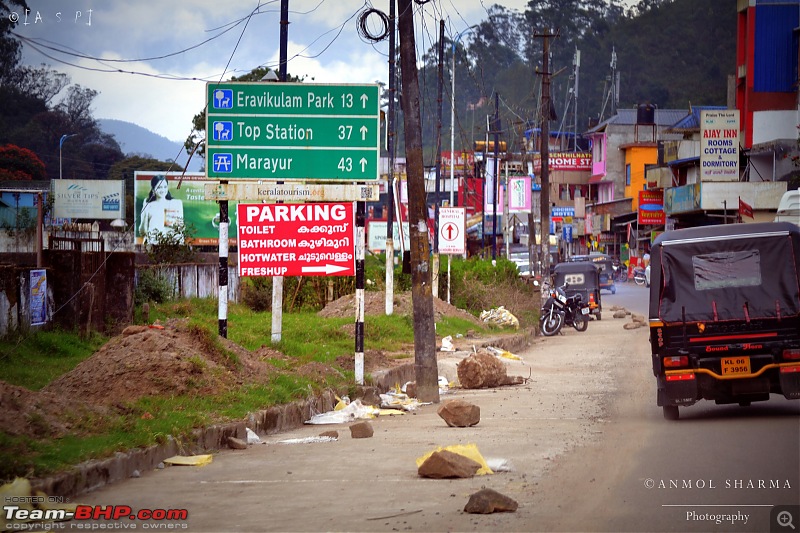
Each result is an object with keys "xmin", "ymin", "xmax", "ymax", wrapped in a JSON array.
[
  {"xmin": 648, "ymin": 222, "xmax": 800, "ymax": 420},
  {"xmin": 568, "ymin": 254, "xmax": 616, "ymax": 294},
  {"xmin": 552, "ymin": 262, "xmax": 602, "ymax": 320}
]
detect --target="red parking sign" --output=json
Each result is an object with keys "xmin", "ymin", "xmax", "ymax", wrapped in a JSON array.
[{"xmin": 237, "ymin": 202, "xmax": 355, "ymax": 277}]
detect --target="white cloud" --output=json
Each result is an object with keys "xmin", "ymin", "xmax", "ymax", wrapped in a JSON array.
[{"xmin": 61, "ymin": 55, "xmax": 208, "ymax": 143}]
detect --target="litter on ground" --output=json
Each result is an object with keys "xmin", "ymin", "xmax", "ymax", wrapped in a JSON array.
[
  {"xmin": 278, "ymin": 436, "xmax": 337, "ymax": 444},
  {"xmin": 440, "ymin": 335, "xmax": 456, "ymax": 351},
  {"xmin": 246, "ymin": 427, "xmax": 262, "ymax": 444},
  {"xmin": 163, "ymin": 454, "xmax": 213, "ymax": 466},
  {"xmin": 305, "ymin": 398, "xmax": 380, "ymax": 424},
  {"xmin": 479, "ymin": 306, "xmax": 520, "ymax": 329},
  {"xmin": 486, "ymin": 346, "xmax": 523, "ymax": 361}
]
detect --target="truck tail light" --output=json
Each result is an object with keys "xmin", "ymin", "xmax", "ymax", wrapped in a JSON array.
[
  {"xmin": 663, "ymin": 356, "xmax": 688, "ymax": 368},
  {"xmin": 782, "ymin": 349, "xmax": 800, "ymax": 361},
  {"xmin": 666, "ymin": 373, "xmax": 695, "ymax": 382}
]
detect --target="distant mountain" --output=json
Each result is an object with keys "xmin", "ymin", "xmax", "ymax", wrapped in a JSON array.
[{"xmin": 99, "ymin": 119, "xmax": 202, "ymax": 172}]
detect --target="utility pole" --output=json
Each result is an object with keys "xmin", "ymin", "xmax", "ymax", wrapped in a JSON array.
[
  {"xmin": 432, "ymin": 19, "xmax": 445, "ymax": 298},
  {"xmin": 385, "ymin": 0, "xmax": 396, "ymax": 316},
  {"xmin": 573, "ymin": 48, "xmax": 580, "ymax": 147},
  {"xmin": 492, "ymin": 93, "xmax": 500, "ymax": 259},
  {"xmin": 535, "ymin": 28, "xmax": 557, "ymax": 280},
  {"xmin": 398, "ymin": 0, "xmax": 439, "ymax": 403}
]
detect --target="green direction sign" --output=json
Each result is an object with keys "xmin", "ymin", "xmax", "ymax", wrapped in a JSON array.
[{"xmin": 206, "ymin": 82, "xmax": 380, "ymax": 181}]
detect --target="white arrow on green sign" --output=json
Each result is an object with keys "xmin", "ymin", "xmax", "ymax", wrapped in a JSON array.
[{"xmin": 206, "ymin": 82, "xmax": 380, "ymax": 181}]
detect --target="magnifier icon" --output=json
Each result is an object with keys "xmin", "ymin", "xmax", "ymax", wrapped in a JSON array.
[{"xmin": 778, "ymin": 510, "xmax": 795, "ymax": 530}]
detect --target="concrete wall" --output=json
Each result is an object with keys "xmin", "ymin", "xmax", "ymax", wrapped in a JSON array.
[{"xmin": 0, "ymin": 264, "xmax": 55, "ymax": 337}]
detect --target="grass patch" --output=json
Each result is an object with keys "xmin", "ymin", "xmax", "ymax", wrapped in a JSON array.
[{"xmin": 0, "ymin": 330, "xmax": 108, "ymax": 391}]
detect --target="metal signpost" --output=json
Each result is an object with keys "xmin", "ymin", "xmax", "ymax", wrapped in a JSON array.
[{"xmin": 206, "ymin": 82, "xmax": 380, "ymax": 181}]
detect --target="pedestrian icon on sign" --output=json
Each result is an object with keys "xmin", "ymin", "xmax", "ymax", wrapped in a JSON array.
[
  {"xmin": 213, "ymin": 89, "xmax": 233, "ymax": 109},
  {"xmin": 213, "ymin": 154, "xmax": 232, "ymax": 173},
  {"xmin": 213, "ymin": 121, "xmax": 233, "ymax": 141}
]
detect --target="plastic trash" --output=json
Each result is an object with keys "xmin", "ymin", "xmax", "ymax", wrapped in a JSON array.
[
  {"xmin": 246, "ymin": 427, "xmax": 262, "ymax": 445},
  {"xmin": 278, "ymin": 436, "xmax": 337, "ymax": 444},
  {"xmin": 479, "ymin": 306, "xmax": 520, "ymax": 329},
  {"xmin": 486, "ymin": 346, "xmax": 522, "ymax": 361},
  {"xmin": 440, "ymin": 335, "xmax": 456, "ymax": 352},
  {"xmin": 163, "ymin": 454, "xmax": 213, "ymax": 467},
  {"xmin": 305, "ymin": 398, "xmax": 379, "ymax": 424}
]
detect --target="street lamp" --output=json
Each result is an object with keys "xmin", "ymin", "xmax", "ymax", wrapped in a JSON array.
[
  {"xmin": 450, "ymin": 25, "xmax": 477, "ymax": 207},
  {"xmin": 59, "ymin": 134, "xmax": 76, "ymax": 179}
]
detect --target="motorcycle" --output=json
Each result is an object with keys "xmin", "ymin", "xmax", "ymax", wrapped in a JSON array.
[
  {"xmin": 539, "ymin": 282, "xmax": 591, "ymax": 336},
  {"xmin": 632, "ymin": 266, "xmax": 647, "ymax": 286},
  {"xmin": 611, "ymin": 262, "xmax": 628, "ymax": 282}
]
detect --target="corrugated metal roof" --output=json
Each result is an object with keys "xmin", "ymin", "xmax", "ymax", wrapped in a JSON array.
[
  {"xmin": 586, "ymin": 108, "xmax": 689, "ymax": 133},
  {"xmin": 666, "ymin": 106, "xmax": 728, "ymax": 132},
  {"xmin": 666, "ymin": 156, "xmax": 700, "ymax": 167}
]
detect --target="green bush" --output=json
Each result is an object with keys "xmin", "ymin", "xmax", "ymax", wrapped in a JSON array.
[
  {"xmin": 237, "ymin": 253, "xmax": 537, "ymax": 325},
  {"xmin": 134, "ymin": 268, "xmax": 175, "ymax": 305}
]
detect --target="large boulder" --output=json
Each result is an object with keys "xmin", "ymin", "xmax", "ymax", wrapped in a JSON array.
[{"xmin": 457, "ymin": 350, "xmax": 523, "ymax": 389}]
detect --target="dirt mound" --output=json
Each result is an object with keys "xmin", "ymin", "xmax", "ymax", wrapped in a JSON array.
[
  {"xmin": 0, "ymin": 381, "xmax": 106, "ymax": 439},
  {"xmin": 42, "ymin": 320, "xmax": 276, "ymax": 406},
  {"xmin": 318, "ymin": 291, "xmax": 481, "ymax": 325}
]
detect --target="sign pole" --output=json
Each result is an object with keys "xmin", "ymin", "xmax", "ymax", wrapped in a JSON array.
[
  {"xmin": 355, "ymin": 201, "xmax": 366, "ymax": 384},
  {"xmin": 218, "ymin": 194, "xmax": 228, "ymax": 338},
  {"xmin": 273, "ymin": 12, "xmax": 289, "ymax": 344}
]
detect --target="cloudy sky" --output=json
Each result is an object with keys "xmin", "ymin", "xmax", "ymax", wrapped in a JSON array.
[{"xmin": 10, "ymin": 0, "xmax": 536, "ymax": 146}]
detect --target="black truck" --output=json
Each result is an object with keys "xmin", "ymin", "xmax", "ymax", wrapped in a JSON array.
[{"xmin": 648, "ymin": 222, "xmax": 800, "ymax": 420}]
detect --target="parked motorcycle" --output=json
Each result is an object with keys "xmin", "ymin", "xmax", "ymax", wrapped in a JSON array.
[
  {"xmin": 611, "ymin": 262, "xmax": 628, "ymax": 283},
  {"xmin": 539, "ymin": 282, "xmax": 591, "ymax": 336}
]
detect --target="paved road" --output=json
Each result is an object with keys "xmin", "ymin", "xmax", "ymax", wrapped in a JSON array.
[{"xmin": 68, "ymin": 306, "xmax": 798, "ymax": 533}]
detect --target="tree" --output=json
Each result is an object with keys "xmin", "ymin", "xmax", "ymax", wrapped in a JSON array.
[
  {"xmin": 56, "ymin": 85, "xmax": 99, "ymax": 131},
  {"xmin": 0, "ymin": 0, "xmax": 27, "ymax": 85},
  {"xmin": 8, "ymin": 64, "xmax": 69, "ymax": 105},
  {"xmin": 0, "ymin": 143, "xmax": 46, "ymax": 181}
]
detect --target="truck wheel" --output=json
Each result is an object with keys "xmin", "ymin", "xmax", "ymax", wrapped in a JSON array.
[{"xmin": 662, "ymin": 405, "xmax": 679, "ymax": 420}]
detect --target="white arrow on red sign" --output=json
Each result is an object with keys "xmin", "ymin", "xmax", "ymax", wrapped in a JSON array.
[{"xmin": 301, "ymin": 264, "xmax": 351, "ymax": 275}]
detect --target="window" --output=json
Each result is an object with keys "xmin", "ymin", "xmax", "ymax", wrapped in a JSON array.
[
  {"xmin": 593, "ymin": 137, "xmax": 604, "ymax": 163},
  {"xmin": 626, "ymin": 164, "xmax": 631, "ymax": 186},
  {"xmin": 692, "ymin": 250, "xmax": 761, "ymax": 290}
]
